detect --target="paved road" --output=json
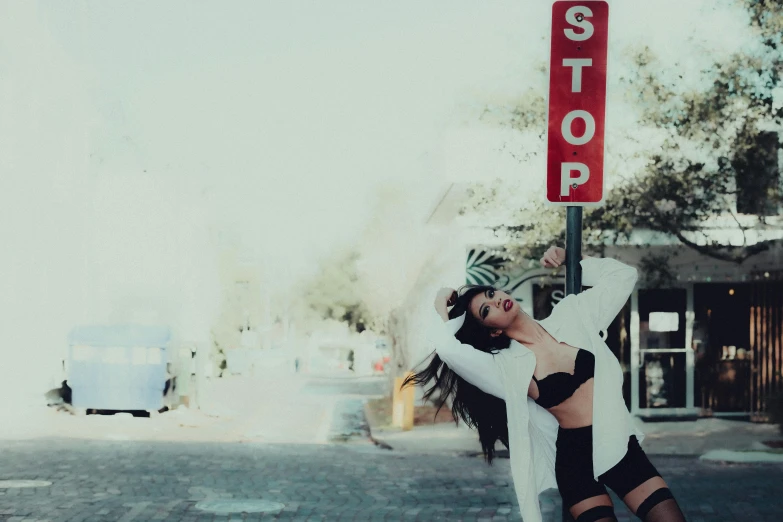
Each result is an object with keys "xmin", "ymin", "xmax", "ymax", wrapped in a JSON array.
[
  {"xmin": 301, "ymin": 375, "xmax": 386, "ymax": 443},
  {"xmin": 1, "ymin": 439, "xmax": 781, "ymax": 521},
  {"xmin": 197, "ymin": 374, "xmax": 387, "ymax": 445}
]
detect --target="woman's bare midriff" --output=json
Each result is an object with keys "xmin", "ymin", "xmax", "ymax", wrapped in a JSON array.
[
  {"xmin": 526, "ymin": 337, "xmax": 595, "ymax": 429},
  {"xmin": 546, "ymin": 379, "xmax": 594, "ymax": 428}
]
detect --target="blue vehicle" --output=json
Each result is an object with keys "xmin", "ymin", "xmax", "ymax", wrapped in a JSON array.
[{"xmin": 66, "ymin": 325, "xmax": 172, "ymax": 413}]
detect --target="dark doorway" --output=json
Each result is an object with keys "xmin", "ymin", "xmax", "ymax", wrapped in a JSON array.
[
  {"xmin": 694, "ymin": 284, "xmax": 752, "ymax": 413},
  {"xmin": 637, "ymin": 289, "xmax": 688, "ymax": 410}
]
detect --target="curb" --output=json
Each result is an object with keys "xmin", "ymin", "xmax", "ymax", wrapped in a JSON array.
[
  {"xmin": 699, "ymin": 449, "xmax": 783, "ymax": 463},
  {"xmin": 363, "ymin": 402, "xmax": 395, "ymax": 450},
  {"xmin": 327, "ymin": 399, "xmax": 375, "ymax": 444},
  {"xmin": 362, "ymin": 412, "xmax": 483, "ymax": 457},
  {"xmin": 369, "ymin": 436, "xmax": 394, "ymax": 450}
]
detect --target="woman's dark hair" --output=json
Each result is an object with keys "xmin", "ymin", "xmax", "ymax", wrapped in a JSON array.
[{"xmin": 402, "ymin": 285, "xmax": 511, "ymax": 464}]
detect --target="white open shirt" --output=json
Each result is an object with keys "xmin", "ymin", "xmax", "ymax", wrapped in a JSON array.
[{"xmin": 428, "ymin": 257, "xmax": 644, "ymax": 522}]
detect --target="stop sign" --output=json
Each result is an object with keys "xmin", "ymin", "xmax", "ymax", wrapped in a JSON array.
[{"xmin": 546, "ymin": 1, "xmax": 609, "ymax": 205}]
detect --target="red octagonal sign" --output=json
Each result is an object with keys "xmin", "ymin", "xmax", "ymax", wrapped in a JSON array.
[{"xmin": 546, "ymin": 0, "xmax": 609, "ymax": 205}]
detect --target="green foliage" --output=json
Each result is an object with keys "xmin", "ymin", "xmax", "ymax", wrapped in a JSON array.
[
  {"xmin": 297, "ymin": 248, "xmax": 376, "ymax": 333},
  {"xmin": 638, "ymin": 253, "xmax": 677, "ymax": 288},
  {"xmin": 466, "ymin": 0, "xmax": 782, "ymax": 265}
]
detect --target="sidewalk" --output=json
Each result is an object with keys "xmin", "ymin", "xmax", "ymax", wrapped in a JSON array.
[
  {"xmin": 366, "ymin": 405, "xmax": 783, "ymax": 459},
  {"xmin": 639, "ymin": 417, "xmax": 782, "ymax": 456}
]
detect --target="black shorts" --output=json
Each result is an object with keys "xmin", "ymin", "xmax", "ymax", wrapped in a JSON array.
[{"xmin": 555, "ymin": 425, "xmax": 661, "ymax": 509}]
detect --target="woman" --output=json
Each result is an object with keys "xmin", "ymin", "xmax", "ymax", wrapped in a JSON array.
[{"xmin": 404, "ymin": 246, "xmax": 686, "ymax": 522}]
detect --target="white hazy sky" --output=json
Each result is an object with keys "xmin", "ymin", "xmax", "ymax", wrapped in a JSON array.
[
  {"xmin": 25, "ymin": 0, "xmax": 547, "ymax": 263},
  {"xmin": 0, "ymin": 0, "xmax": 756, "ymax": 393}
]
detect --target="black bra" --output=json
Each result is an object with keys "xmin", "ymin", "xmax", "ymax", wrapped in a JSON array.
[{"xmin": 532, "ymin": 349, "xmax": 595, "ymax": 408}]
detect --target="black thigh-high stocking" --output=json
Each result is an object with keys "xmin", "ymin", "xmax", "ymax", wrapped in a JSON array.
[{"xmin": 634, "ymin": 487, "xmax": 686, "ymax": 522}]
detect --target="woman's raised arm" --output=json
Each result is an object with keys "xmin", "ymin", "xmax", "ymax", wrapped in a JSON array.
[
  {"xmin": 577, "ymin": 256, "xmax": 638, "ymax": 331},
  {"xmin": 540, "ymin": 246, "xmax": 637, "ymax": 331},
  {"xmin": 426, "ymin": 289, "xmax": 505, "ymax": 399}
]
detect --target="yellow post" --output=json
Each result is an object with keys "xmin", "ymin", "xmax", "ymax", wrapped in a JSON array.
[
  {"xmin": 392, "ymin": 376, "xmax": 404, "ymax": 428},
  {"xmin": 401, "ymin": 371, "xmax": 415, "ymax": 431},
  {"xmin": 392, "ymin": 372, "xmax": 416, "ymax": 431}
]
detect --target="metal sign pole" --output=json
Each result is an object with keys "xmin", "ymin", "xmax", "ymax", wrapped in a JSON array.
[
  {"xmin": 565, "ymin": 206, "xmax": 583, "ymax": 295},
  {"xmin": 562, "ymin": 205, "xmax": 582, "ymax": 522}
]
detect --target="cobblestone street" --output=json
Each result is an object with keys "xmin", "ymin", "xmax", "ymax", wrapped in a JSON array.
[{"xmin": 1, "ymin": 438, "xmax": 781, "ymax": 521}]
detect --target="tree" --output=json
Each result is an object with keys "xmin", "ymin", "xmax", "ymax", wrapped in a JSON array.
[
  {"xmin": 464, "ymin": 0, "xmax": 782, "ymax": 267},
  {"xmin": 294, "ymin": 248, "xmax": 377, "ymax": 334}
]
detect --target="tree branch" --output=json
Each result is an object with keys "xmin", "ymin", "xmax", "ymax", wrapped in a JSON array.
[{"xmin": 672, "ymin": 230, "xmax": 776, "ymax": 264}]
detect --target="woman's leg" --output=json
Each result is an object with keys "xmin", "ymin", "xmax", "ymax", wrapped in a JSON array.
[
  {"xmin": 568, "ymin": 494, "xmax": 617, "ymax": 522},
  {"xmin": 601, "ymin": 436, "xmax": 686, "ymax": 521},
  {"xmin": 620, "ymin": 476, "xmax": 686, "ymax": 522},
  {"xmin": 556, "ymin": 427, "xmax": 617, "ymax": 521}
]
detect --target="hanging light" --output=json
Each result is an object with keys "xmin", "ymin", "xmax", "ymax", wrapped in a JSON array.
[{"xmin": 729, "ymin": 288, "xmax": 735, "ymax": 296}]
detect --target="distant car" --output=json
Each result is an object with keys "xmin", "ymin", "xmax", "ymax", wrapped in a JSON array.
[{"xmin": 66, "ymin": 324, "xmax": 173, "ymax": 414}]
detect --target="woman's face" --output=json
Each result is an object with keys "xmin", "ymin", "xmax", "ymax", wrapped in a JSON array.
[{"xmin": 468, "ymin": 288, "xmax": 518, "ymax": 330}]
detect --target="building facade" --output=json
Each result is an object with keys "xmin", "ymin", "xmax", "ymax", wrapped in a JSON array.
[{"xmin": 465, "ymin": 240, "xmax": 783, "ymax": 420}]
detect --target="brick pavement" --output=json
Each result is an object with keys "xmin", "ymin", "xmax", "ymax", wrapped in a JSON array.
[{"xmin": 0, "ymin": 439, "xmax": 781, "ymax": 521}]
